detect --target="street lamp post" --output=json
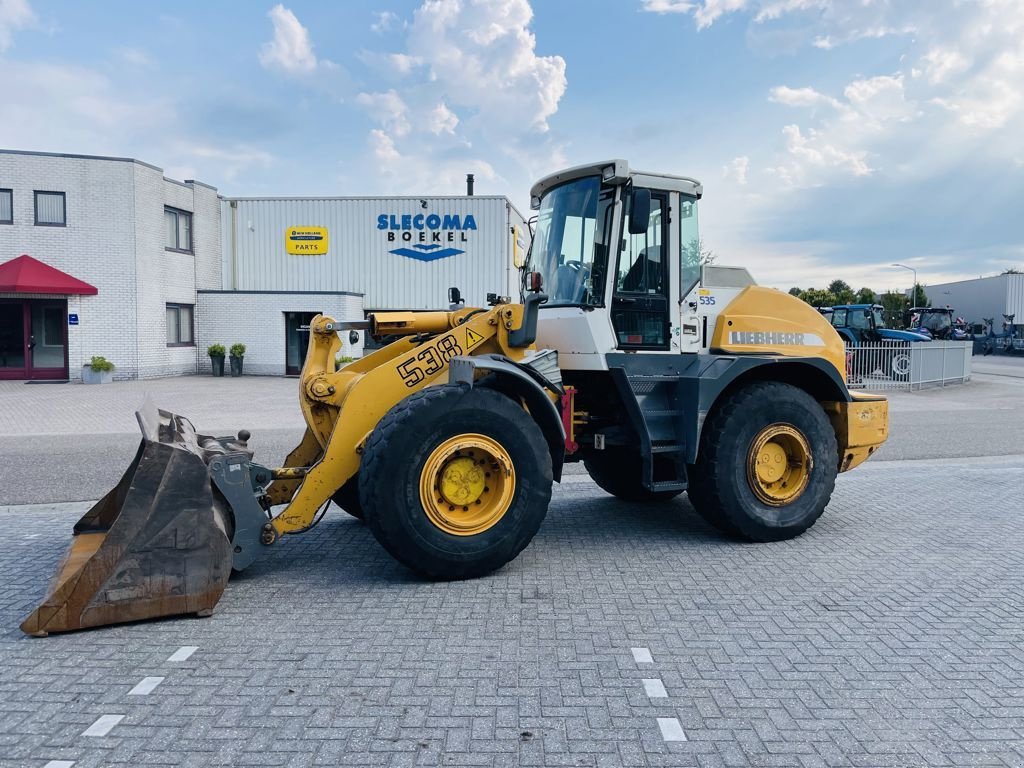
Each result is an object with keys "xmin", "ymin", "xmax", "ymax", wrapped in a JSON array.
[{"xmin": 892, "ymin": 263, "xmax": 918, "ymax": 305}]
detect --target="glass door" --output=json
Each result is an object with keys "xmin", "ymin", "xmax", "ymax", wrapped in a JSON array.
[
  {"xmin": 0, "ymin": 301, "xmax": 27, "ymax": 379},
  {"xmin": 28, "ymin": 301, "xmax": 68, "ymax": 379},
  {"xmin": 285, "ymin": 311, "xmax": 319, "ymax": 376}
]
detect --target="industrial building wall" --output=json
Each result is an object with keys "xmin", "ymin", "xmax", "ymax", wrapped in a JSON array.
[
  {"xmin": 196, "ymin": 291, "xmax": 365, "ymax": 376},
  {"xmin": 0, "ymin": 151, "xmax": 139, "ymax": 379},
  {"xmin": 927, "ymin": 275, "xmax": 1013, "ymax": 326},
  {"xmin": 221, "ymin": 196, "xmax": 525, "ymax": 310},
  {"xmin": 132, "ymin": 170, "xmax": 221, "ymax": 379}
]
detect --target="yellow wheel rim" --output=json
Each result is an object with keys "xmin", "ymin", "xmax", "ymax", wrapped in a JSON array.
[
  {"xmin": 746, "ymin": 424, "xmax": 812, "ymax": 506},
  {"xmin": 419, "ymin": 433, "xmax": 516, "ymax": 536}
]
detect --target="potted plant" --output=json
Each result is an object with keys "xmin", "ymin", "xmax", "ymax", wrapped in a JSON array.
[
  {"xmin": 83, "ymin": 355, "xmax": 115, "ymax": 384},
  {"xmin": 207, "ymin": 343, "xmax": 226, "ymax": 377},
  {"xmin": 229, "ymin": 343, "xmax": 246, "ymax": 377},
  {"xmin": 335, "ymin": 355, "xmax": 355, "ymax": 371}
]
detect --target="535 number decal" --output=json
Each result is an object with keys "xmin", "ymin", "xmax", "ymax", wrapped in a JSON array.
[
  {"xmin": 397, "ymin": 335, "xmax": 464, "ymax": 388},
  {"xmin": 698, "ymin": 295, "xmax": 716, "ymax": 306}
]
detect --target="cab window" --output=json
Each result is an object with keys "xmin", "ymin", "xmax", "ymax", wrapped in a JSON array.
[{"xmin": 612, "ymin": 190, "xmax": 669, "ymax": 349}]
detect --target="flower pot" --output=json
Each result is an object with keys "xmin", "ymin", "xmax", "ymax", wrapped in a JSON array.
[
  {"xmin": 229, "ymin": 355, "xmax": 244, "ymax": 377},
  {"xmin": 82, "ymin": 365, "xmax": 113, "ymax": 385},
  {"xmin": 210, "ymin": 355, "xmax": 225, "ymax": 377}
]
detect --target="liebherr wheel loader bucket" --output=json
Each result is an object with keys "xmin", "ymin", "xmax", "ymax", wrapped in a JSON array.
[{"xmin": 20, "ymin": 403, "xmax": 241, "ymax": 636}]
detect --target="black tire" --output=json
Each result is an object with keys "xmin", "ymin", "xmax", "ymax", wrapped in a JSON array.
[
  {"xmin": 687, "ymin": 381, "xmax": 838, "ymax": 542},
  {"xmin": 360, "ymin": 384, "xmax": 553, "ymax": 579},
  {"xmin": 583, "ymin": 448, "xmax": 682, "ymax": 502},
  {"xmin": 331, "ymin": 476, "xmax": 364, "ymax": 520}
]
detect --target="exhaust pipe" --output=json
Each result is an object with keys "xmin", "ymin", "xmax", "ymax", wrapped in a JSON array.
[{"xmin": 466, "ymin": 173, "xmax": 474, "ymax": 196}]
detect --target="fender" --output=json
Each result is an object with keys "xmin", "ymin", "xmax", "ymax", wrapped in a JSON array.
[
  {"xmin": 448, "ymin": 354, "xmax": 566, "ymax": 480},
  {"xmin": 605, "ymin": 353, "xmax": 850, "ymax": 465}
]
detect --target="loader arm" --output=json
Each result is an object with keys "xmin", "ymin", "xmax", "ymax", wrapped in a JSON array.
[{"xmin": 268, "ymin": 304, "xmax": 533, "ymax": 535}]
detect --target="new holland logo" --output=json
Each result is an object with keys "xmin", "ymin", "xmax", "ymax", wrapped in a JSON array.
[{"xmin": 378, "ymin": 212, "xmax": 475, "ymax": 261}]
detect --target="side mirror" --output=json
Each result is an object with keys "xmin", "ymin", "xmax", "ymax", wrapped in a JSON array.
[
  {"xmin": 448, "ymin": 286, "xmax": 463, "ymax": 306},
  {"xmin": 628, "ymin": 188, "xmax": 651, "ymax": 235},
  {"xmin": 863, "ymin": 309, "xmax": 871, "ymax": 317}
]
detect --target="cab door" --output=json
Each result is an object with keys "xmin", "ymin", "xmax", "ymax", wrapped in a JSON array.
[{"xmin": 611, "ymin": 190, "xmax": 670, "ymax": 350}]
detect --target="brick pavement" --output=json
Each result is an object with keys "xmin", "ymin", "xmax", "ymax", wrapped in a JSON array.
[{"xmin": 1, "ymin": 457, "xmax": 1022, "ymax": 767}]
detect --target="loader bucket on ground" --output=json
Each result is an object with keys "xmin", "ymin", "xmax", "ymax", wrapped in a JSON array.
[{"xmin": 20, "ymin": 403, "xmax": 235, "ymax": 636}]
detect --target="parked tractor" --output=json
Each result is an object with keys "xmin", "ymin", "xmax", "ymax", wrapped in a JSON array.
[
  {"xmin": 22, "ymin": 160, "xmax": 889, "ymax": 636},
  {"xmin": 820, "ymin": 304, "xmax": 928, "ymax": 380}
]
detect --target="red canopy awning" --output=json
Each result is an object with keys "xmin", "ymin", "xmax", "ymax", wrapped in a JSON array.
[{"xmin": 0, "ymin": 254, "xmax": 98, "ymax": 295}]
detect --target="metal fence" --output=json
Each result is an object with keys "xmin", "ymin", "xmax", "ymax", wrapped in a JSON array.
[{"xmin": 846, "ymin": 340, "xmax": 973, "ymax": 391}]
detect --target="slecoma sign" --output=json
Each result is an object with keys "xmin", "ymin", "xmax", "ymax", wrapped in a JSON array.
[{"xmin": 377, "ymin": 213, "xmax": 477, "ymax": 262}]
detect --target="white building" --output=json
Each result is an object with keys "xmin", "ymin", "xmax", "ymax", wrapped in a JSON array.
[
  {"xmin": 1, "ymin": 149, "xmax": 526, "ymax": 381},
  {"xmin": 0, "ymin": 149, "xmax": 222, "ymax": 381},
  {"xmin": 927, "ymin": 273, "xmax": 1024, "ymax": 329}
]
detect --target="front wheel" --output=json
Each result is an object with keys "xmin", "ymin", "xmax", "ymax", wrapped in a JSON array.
[
  {"xmin": 360, "ymin": 384, "xmax": 553, "ymax": 579},
  {"xmin": 687, "ymin": 382, "xmax": 838, "ymax": 542}
]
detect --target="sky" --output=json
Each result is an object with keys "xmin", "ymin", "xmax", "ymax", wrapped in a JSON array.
[{"xmin": 1, "ymin": 0, "xmax": 1021, "ymax": 293}]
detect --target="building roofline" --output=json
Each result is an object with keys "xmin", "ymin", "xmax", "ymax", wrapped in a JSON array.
[
  {"xmin": 218, "ymin": 195, "xmax": 513, "ymax": 203},
  {"xmin": 1, "ymin": 148, "xmax": 164, "ymax": 172},
  {"xmin": 197, "ymin": 289, "xmax": 365, "ymax": 297},
  {"xmin": 0, "ymin": 148, "xmax": 216, "ymax": 190}
]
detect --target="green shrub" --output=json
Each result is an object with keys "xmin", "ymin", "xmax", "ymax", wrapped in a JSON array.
[
  {"xmin": 89, "ymin": 355, "xmax": 115, "ymax": 372},
  {"xmin": 335, "ymin": 355, "xmax": 355, "ymax": 370},
  {"xmin": 207, "ymin": 343, "xmax": 226, "ymax": 357},
  {"xmin": 229, "ymin": 343, "xmax": 246, "ymax": 358}
]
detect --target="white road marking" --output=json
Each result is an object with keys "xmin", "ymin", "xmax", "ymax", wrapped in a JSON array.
[
  {"xmin": 642, "ymin": 678, "xmax": 668, "ymax": 698},
  {"xmin": 631, "ymin": 647, "xmax": 653, "ymax": 663},
  {"xmin": 657, "ymin": 717, "xmax": 687, "ymax": 742},
  {"xmin": 43, "ymin": 761, "xmax": 75, "ymax": 768},
  {"xmin": 82, "ymin": 714, "xmax": 124, "ymax": 737},
  {"xmin": 167, "ymin": 646, "xmax": 197, "ymax": 662},
  {"xmin": 128, "ymin": 676, "xmax": 164, "ymax": 695}
]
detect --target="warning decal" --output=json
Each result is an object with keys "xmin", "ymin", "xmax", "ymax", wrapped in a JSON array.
[{"xmin": 466, "ymin": 327, "xmax": 485, "ymax": 349}]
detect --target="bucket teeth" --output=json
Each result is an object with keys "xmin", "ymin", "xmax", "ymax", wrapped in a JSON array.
[{"xmin": 21, "ymin": 403, "xmax": 237, "ymax": 636}]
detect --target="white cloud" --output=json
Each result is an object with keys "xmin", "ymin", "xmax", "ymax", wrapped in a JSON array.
[
  {"xmin": 639, "ymin": 0, "xmax": 695, "ymax": 13},
  {"xmin": 773, "ymin": 124, "xmax": 871, "ymax": 184},
  {"xmin": 356, "ymin": 90, "xmax": 411, "ymax": 137},
  {"xmin": 723, "ymin": 155, "xmax": 749, "ymax": 185},
  {"xmin": 371, "ymin": 10, "xmax": 402, "ymax": 33},
  {"xmin": 405, "ymin": 0, "xmax": 566, "ymax": 133},
  {"xmin": 427, "ymin": 102, "xmax": 459, "ymax": 135},
  {"xmin": 259, "ymin": 4, "xmax": 318, "ymax": 75},
  {"xmin": 769, "ymin": 85, "xmax": 841, "ymax": 110},
  {"xmin": 0, "ymin": 0, "xmax": 34, "ymax": 51},
  {"xmin": 918, "ymin": 47, "xmax": 970, "ymax": 85}
]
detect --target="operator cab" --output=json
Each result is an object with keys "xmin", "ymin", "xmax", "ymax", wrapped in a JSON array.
[{"xmin": 525, "ymin": 160, "xmax": 709, "ymax": 369}]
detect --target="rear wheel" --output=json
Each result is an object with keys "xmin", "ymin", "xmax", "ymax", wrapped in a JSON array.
[
  {"xmin": 688, "ymin": 381, "xmax": 837, "ymax": 542},
  {"xmin": 584, "ymin": 448, "xmax": 682, "ymax": 502},
  {"xmin": 360, "ymin": 384, "xmax": 552, "ymax": 579},
  {"xmin": 331, "ymin": 476, "xmax": 364, "ymax": 520}
]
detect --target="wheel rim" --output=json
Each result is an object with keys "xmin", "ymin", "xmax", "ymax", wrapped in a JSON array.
[
  {"xmin": 892, "ymin": 353, "xmax": 910, "ymax": 376},
  {"xmin": 746, "ymin": 424, "xmax": 813, "ymax": 506},
  {"xmin": 419, "ymin": 433, "xmax": 516, "ymax": 536}
]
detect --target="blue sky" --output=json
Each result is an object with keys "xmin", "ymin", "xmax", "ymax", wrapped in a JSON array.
[{"xmin": 1, "ymin": 0, "xmax": 1021, "ymax": 292}]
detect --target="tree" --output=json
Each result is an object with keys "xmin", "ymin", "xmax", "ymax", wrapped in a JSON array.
[
  {"xmin": 879, "ymin": 291, "xmax": 908, "ymax": 328},
  {"xmin": 797, "ymin": 288, "xmax": 837, "ymax": 308},
  {"xmin": 788, "ymin": 287, "xmax": 802, "ymax": 297},
  {"xmin": 1002, "ymin": 267, "xmax": 1021, "ymax": 274},
  {"xmin": 855, "ymin": 287, "xmax": 876, "ymax": 304},
  {"xmin": 827, "ymin": 280, "xmax": 855, "ymax": 304},
  {"xmin": 911, "ymin": 284, "xmax": 928, "ymax": 307}
]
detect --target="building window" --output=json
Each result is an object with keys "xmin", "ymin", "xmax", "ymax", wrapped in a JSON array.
[
  {"xmin": 165, "ymin": 207, "xmax": 193, "ymax": 253},
  {"xmin": 34, "ymin": 191, "xmax": 66, "ymax": 226},
  {"xmin": 0, "ymin": 189, "xmax": 11, "ymax": 224},
  {"xmin": 166, "ymin": 303, "xmax": 194, "ymax": 346}
]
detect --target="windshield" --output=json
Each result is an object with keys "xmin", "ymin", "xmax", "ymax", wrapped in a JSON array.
[
  {"xmin": 920, "ymin": 311, "xmax": 951, "ymax": 331},
  {"xmin": 527, "ymin": 176, "xmax": 614, "ymax": 306}
]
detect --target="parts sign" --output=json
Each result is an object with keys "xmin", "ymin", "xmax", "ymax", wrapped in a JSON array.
[{"xmin": 286, "ymin": 226, "xmax": 329, "ymax": 255}]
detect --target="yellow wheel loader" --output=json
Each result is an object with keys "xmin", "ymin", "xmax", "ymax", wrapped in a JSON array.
[{"xmin": 22, "ymin": 160, "xmax": 889, "ymax": 636}]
